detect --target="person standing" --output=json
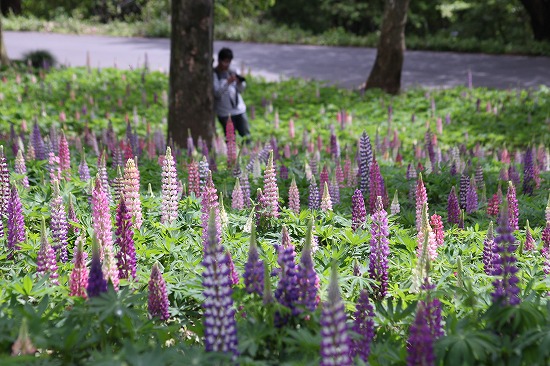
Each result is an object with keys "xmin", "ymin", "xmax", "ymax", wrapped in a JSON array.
[{"xmin": 213, "ymin": 47, "xmax": 250, "ymax": 139}]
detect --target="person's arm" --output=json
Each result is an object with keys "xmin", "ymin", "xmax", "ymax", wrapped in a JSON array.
[
  {"xmin": 213, "ymin": 72, "xmax": 231, "ymax": 99},
  {"xmin": 236, "ymin": 80, "xmax": 246, "ymax": 93}
]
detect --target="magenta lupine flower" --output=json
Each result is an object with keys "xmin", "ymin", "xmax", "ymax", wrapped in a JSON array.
[
  {"xmin": 275, "ymin": 226, "xmax": 299, "ymax": 313},
  {"xmin": 240, "ymin": 172, "xmax": 251, "ymax": 208},
  {"xmin": 262, "ymin": 151, "xmax": 279, "ymax": 218},
  {"xmin": 92, "ymin": 176, "xmax": 114, "ymax": 261},
  {"xmin": 319, "ymin": 263, "xmax": 352, "ymax": 366},
  {"xmin": 201, "ymin": 171, "xmax": 221, "ymax": 250},
  {"xmin": 50, "ymin": 181, "xmax": 69, "ymax": 262},
  {"xmin": 368, "ymin": 158, "xmax": 384, "ymax": 214},
  {"xmin": 7, "ymin": 184, "xmax": 26, "ymax": 256},
  {"xmin": 524, "ymin": 220, "xmax": 535, "ymax": 251},
  {"xmin": 335, "ymin": 162, "xmax": 345, "ymax": 188},
  {"xmin": 202, "ymin": 208, "xmax": 239, "ymax": 357},
  {"xmin": 69, "ymin": 234, "xmax": 88, "ymax": 298},
  {"xmin": 243, "ymin": 225, "xmax": 264, "ymax": 295},
  {"xmin": 0, "ymin": 146, "xmax": 11, "ymax": 215},
  {"xmin": 87, "ymin": 236, "xmax": 108, "ymax": 298},
  {"xmin": 483, "ymin": 221, "xmax": 497, "ymax": 275},
  {"xmin": 417, "ymin": 203, "xmax": 438, "ymax": 260},
  {"xmin": 415, "ymin": 173, "xmax": 428, "ymax": 232},
  {"xmin": 491, "ymin": 201, "xmax": 520, "ymax": 306},
  {"xmin": 546, "ymin": 193, "xmax": 550, "ymax": 224},
  {"xmin": 78, "ymin": 153, "xmax": 91, "ymax": 181},
  {"xmin": 31, "ymin": 122, "xmax": 45, "ymax": 160},
  {"xmin": 308, "ymin": 176, "xmax": 320, "ymax": 210},
  {"xmin": 231, "ymin": 178, "xmax": 244, "ymax": 210},
  {"xmin": 160, "ymin": 147, "xmax": 179, "ymax": 224},
  {"xmin": 227, "ymin": 250, "xmax": 239, "ymax": 286},
  {"xmin": 465, "ymin": 177, "xmax": 478, "ymax": 214},
  {"xmin": 115, "ymin": 197, "xmax": 137, "ymax": 280},
  {"xmin": 447, "ymin": 186, "xmax": 460, "ymax": 225},
  {"xmin": 369, "ymin": 196, "xmax": 390, "ymax": 300},
  {"xmin": 352, "ymin": 290, "xmax": 375, "ymax": 363},
  {"xmin": 36, "ymin": 218, "xmax": 59, "ymax": 284},
  {"xmin": 320, "ymin": 182, "xmax": 333, "ymax": 212},
  {"xmin": 487, "ymin": 193, "xmax": 501, "ymax": 217},
  {"xmin": 58, "ymin": 131, "xmax": 71, "ymax": 178},
  {"xmin": 148, "ymin": 263, "xmax": 170, "ymax": 321},
  {"xmin": 187, "ymin": 160, "xmax": 200, "ymax": 197},
  {"xmin": 320, "ymin": 165, "xmax": 329, "ymax": 190},
  {"xmin": 390, "ymin": 190, "xmax": 400, "ymax": 215},
  {"xmin": 359, "ymin": 132, "xmax": 373, "ymax": 197},
  {"xmin": 123, "ymin": 158, "xmax": 142, "ymax": 230},
  {"xmin": 343, "ymin": 156, "xmax": 352, "ymax": 186},
  {"xmin": 507, "ymin": 181, "xmax": 519, "ymax": 231},
  {"xmin": 226, "ymin": 118, "xmax": 237, "ymax": 167},
  {"xmin": 14, "ymin": 150, "xmax": 29, "ymax": 188},
  {"xmin": 296, "ymin": 218, "xmax": 320, "ymax": 312},
  {"xmin": 430, "ymin": 214, "xmax": 444, "ymax": 248},
  {"xmin": 351, "ymin": 189, "xmax": 367, "ymax": 231},
  {"xmin": 288, "ymin": 177, "xmax": 300, "ymax": 214}
]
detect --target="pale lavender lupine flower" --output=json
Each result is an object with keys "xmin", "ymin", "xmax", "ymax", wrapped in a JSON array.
[{"xmin": 161, "ymin": 147, "xmax": 179, "ymax": 224}]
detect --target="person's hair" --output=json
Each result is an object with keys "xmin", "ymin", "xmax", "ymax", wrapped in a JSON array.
[{"xmin": 218, "ymin": 48, "xmax": 233, "ymax": 61}]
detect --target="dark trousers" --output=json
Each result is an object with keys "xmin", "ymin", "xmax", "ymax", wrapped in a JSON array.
[{"xmin": 218, "ymin": 113, "xmax": 250, "ymax": 138}]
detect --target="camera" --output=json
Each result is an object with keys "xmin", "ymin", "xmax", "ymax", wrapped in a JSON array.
[{"xmin": 234, "ymin": 73, "xmax": 246, "ymax": 83}]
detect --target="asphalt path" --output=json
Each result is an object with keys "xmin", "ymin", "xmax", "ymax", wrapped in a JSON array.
[{"xmin": 4, "ymin": 31, "xmax": 550, "ymax": 90}]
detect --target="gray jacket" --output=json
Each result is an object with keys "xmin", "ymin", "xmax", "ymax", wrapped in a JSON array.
[{"xmin": 213, "ymin": 69, "xmax": 247, "ymax": 117}]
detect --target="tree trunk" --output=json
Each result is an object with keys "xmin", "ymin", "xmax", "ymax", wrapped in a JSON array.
[
  {"xmin": 520, "ymin": 0, "xmax": 550, "ymax": 41},
  {"xmin": 365, "ymin": 0, "xmax": 410, "ymax": 95},
  {"xmin": 168, "ymin": 0, "xmax": 215, "ymax": 149},
  {"xmin": 0, "ymin": 14, "xmax": 10, "ymax": 67},
  {"xmin": 1, "ymin": 0, "xmax": 22, "ymax": 16}
]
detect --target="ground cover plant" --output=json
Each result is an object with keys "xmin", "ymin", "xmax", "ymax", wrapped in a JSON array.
[{"xmin": 0, "ymin": 64, "xmax": 549, "ymax": 365}]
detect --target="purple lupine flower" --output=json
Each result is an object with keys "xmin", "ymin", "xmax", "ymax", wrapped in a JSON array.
[
  {"xmin": 201, "ymin": 171, "xmax": 221, "ymax": 250},
  {"xmin": 7, "ymin": 184, "xmax": 26, "ymax": 257},
  {"xmin": 459, "ymin": 174, "xmax": 469, "ymax": 210},
  {"xmin": 161, "ymin": 147, "xmax": 179, "ymax": 224},
  {"xmin": 447, "ymin": 186, "xmax": 460, "ymax": 225},
  {"xmin": 123, "ymin": 158, "xmax": 142, "ymax": 230},
  {"xmin": 508, "ymin": 164, "xmax": 521, "ymax": 188},
  {"xmin": 186, "ymin": 129, "xmax": 195, "ymax": 158},
  {"xmin": 262, "ymin": 151, "xmax": 279, "ymax": 218},
  {"xmin": 198, "ymin": 156, "xmax": 210, "ymax": 193},
  {"xmin": 67, "ymin": 195, "xmax": 79, "ymax": 235},
  {"xmin": 111, "ymin": 166, "xmax": 124, "ymax": 204},
  {"xmin": 543, "ymin": 224, "xmax": 550, "ymax": 274},
  {"xmin": 31, "ymin": 122, "xmax": 45, "ymax": 160},
  {"xmin": 320, "ymin": 182, "xmax": 333, "ymax": 212},
  {"xmin": 226, "ymin": 118, "xmax": 237, "ymax": 167},
  {"xmin": 296, "ymin": 218, "xmax": 320, "ymax": 312},
  {"xmin": 524, "ymin": 220, "xmax": 535, "ymax": 252},
  {"xmin": 14, "ymin": 150, "xmax": 29, "ymax": 188},
  {"xmin": 351, "ymin": 189, "xmax": 367, "ymax": 231},
  {"xmin": 243, "ymin": 225, "xmax": 264, "ymax": 295},
  {"xmin": 507, "ymin": 181, "xmax": 519, "ymax": 231},
  {"xmin": 240, "ymin": 172, "xmax": 251, "ymax": 208},
  {"xmin": 491, "ymin": 201, "xmax": 520, "ymax": 306},
  {"xmin": 308, "ymin": 176, "xmax": 320, "ymax": 210},
  {"xmin": 92, "ymin": 176, "xmax": 114, "ymax": 261},
  {"xmin": 483, "ymin": 221, "xmax": 497, "ymax": 275},
  {"xmin": 288, "ymin": 177, "xmax": 300, "ymax": 214},
  {"xmin": 48, "ymin": 152, "xmax": 61, "ymax": 182},
  {"xmin": 87, "ymin": 236, "xmax": 108, "ymax": 298},
  {"xmin": 279, "ymin": 163, "xmax": 289, "ymax": 181},
  {"xmin": 319, "ymin": 263, "xmax": 352, "ymax": 366},
  {"xmin": 369, "ymin": 196, "xmax": 390, "ymax": 301},
  {"xmin": 329, "ymin": 176, "xmax": 340, "ymax": 205},
  {"xmin": 320, "ymin": 165, "xmax": 330, "ymax": 190},
  {"xmin": 0, "ymin": 146, "xmax": 11, "ymax": 215},
  {"xmin": 187, "ymin": 160, "xmax": 200, "ymax": 197},
  {"xmin": 465, "ymin": 177, "xmax": 478, "ymax": 214},
  {"xmin": 148, "ymin": 263, "xmax": 170, "ymax": 321},
  {"xmin": 523, "ymin": 147, "xmax": 535, "ymax": 196},
  {"xmin": 352, "ymin": 290, "xmax": 375, "ymax": 363},
  {"xmin": 330, "ymin": 132, "xmax": 340, "ymax": 160},
  {"xmin": 226, "ymin": 250, "xmax": 240, "ymax": 286},
  {"xmin": 50, "ymin": 181, "xmax": 69, "ymax": 262},
  {"xmin": 275, "ymin": 226, "xmax": 299, "ymax": 313},
  {"xmin": 358, "ymin": 131, "xmax": 373, "ymax": 197},
  {"xmin": 202, "ymin": 208, "xmax": 239, "ymax": 357},
  {"xmin": 78, "ymin": 152, "xmax": 91, "ymax": 181},
  {"xmin": 115, "ymin": 197, "xmax": 137, "ymax": 280},
  {"xmin": 69, "ymin": 234, "xmax": 89, "ymax": 298},
  {"xmin": 36, "ymin": 218, "xmax": 59, "ymax": 284},
  {"xmin": 58, "ymin": 131, "xmax": 71, "ymax": 178},
  {"xmin": 415, "ymin": 173, "xmax": 428, "ymax": 232}
]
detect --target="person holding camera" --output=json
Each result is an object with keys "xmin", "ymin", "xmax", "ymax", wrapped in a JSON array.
[{"xmin": 213, "ymin": 47, "xmax": 250, "ymax": 139}]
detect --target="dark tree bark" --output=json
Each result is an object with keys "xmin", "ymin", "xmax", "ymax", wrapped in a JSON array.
[
  {"xmin": 168, "ymin": 0, "xmax": 215, "ymax": 149},
  {"xmin": 365, "ymin": 0, "xmax": 410, "ymax": 95},
  {"xmin": 0, "ymin": 14, "xmax": 9, "ymax": 67},
  {"xmin": 520, "ymin": 0, "xmax": 550, "ymax": 41},
  {"xmin": 1, "ymin": 0, "xmax": 21, "ymax": 16}
]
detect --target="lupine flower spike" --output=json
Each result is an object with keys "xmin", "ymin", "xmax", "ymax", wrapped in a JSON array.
[
  {"xmin": 243, "ymin": 224, "xmax": 264, "ymax": 296},
  {"xmin": 447, "ymin": 186, "xmax": 460, "ymax": 225},
  {"xmin": 275, "ymin": 226, "xmax": 299, "ymax": 314},
  {"xmin": 369, "ymin": 196, "xmax": 390, "ymax": 300},
  {"xmin": 320, "ymin": 181, "xmax": 333, "ymax": 211},
  {"xmin": 91, "ymin": 176, "xmax": 113, "ymax": 260},
  {"xmin": 87, "ymin": 235, "xmax": 108, "ymax": 298},
  {"xmin": 352, "ymin": 290, "xmax": 375, "ymax": 363},
  {"xmin": 288, "ymin": 176, "xmax": 300, "ymax": 214},
  {"xmin": 50, "ymin": 180, "xmax": 69, "ymax": 262},
  {"xmin": 296, "ymin": 217, "xmax": 320, "ymax": 312},
  {"xmin": 524, "ymin": 220, "xmax": 535, "ymax": 252},
  {"xmin": 482, "ymin": 221, "xmax": 497, "ymax": 275},
  {"xmin": 69, "ymin": 233, "xmax": 89, "ymax": 298},
  {"xmin": 14, "ymin": 150, "xmax": 29, "ymax": 188},
  {"xmin": 58, "ymin": 131, "xmax": 71, "ymax": 179},
  {"xmin": 390, "ymin": 190, "xmax": 400, "ymax": 215},
  {"xmin": 319, "ymin": 262, "xmax": 353, "ymax": 366},
  {"xmin": 115, "ymin": 197, "xmax": 137, "ymax": 280},
  {"xmin": 506, "ymin": 181, "xmax": 519, "ymax": 231},
  {"xmin": 351, "ymin": 189, "xmax": 367, "ymax": 231},
  {"xmin": 262, "ymin": 151, "xmax": 279, "ymax": 217},
  {"xmin": 123, "ymin": 158, "xmax": 143, "ymax": 229},
  {"xmin": 415, "ymin": 173, "xmax": 428, "ymax": 232},
  {"xmin": 148, "ymin": 263, "xmax": 170, "ymax": 321},
  {"xmin": 36, "ymin": 217, "xmax": 59, "ymax": 285},
  {"xmin": 7, "ymin": 184, "xmax": 26, "ymax": 257},
  {"xmin": 0, "ymin": 146, "xmax": 11, "ymax": 215},
  {"xmin": 202, "ymin": 208, "xmax": 239, "ymax": 357},
  {"xmin": 430, "ymin": 214, "xmax": 444, "ymax": 248},
  {"xmin": 11, "ymin": 318, "xmax": 36, "ymax": 356},
  {"xmin": 160, "ymin": 146, "xmax": 179, "ymax": 224},
  {"xmin": 231, "ymin": 177, "xmax": 244, "ymax": 210},
  {"xmin": 78, "ymin": 151, "xmax": 91, "ymax": 181}
]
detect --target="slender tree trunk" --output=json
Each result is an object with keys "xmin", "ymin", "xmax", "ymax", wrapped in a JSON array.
[
  {"xmin": 168, "ymin": 0, "xmax": 215, "ymax": 149},
  {"xmin": 520, "ymin": 0, "xmax": 550, "ymax": 41},
  {"xmin": 365, "ymin": 0, "xmax": 410, "ymax": 95},
  {"xmin": 0, "ymin": 14, "xmax": 10, "ymax": 67}
]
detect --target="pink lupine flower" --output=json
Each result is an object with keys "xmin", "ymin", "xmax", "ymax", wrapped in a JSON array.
[
  {"xmin": 201, "ymin": 171, "xmax": 221, "ymax": 250},
  {"xmin": 506, "ymin": 181, "xmax": 519, "ymax": 231},
  {"xmin": 14, "ymin": 150, "xmax": 29, "ymax": 188},
  {"xmin": 320, "ymin": 182, "xmax": 333, "ymax": 212},
  {"xmin": 69, "ymin": 233, "xmax": 88, "ymax": 298},
  {"xmin": 92, "ymin": 176, "xmax": 114, "ymax": 260},
  {"xmin": 58, "ymin": 131, "xmax": 71, "ymax": 178},
  {"xmin": 417, "ymin": 203, "xmax": 438, "ymax": 261},
  {"xmin": 351, "ymin": 189, "xmax": 367, "ymax": 231},
  {"xmin": 430, "ymin": 214, "xmax": 444, "ymax": 248},
  {"xmin": 524, "ymin": 220, "xmax": 535, "ymax": 251},
  {"xmin": 161, "ymin": 147, "xmax": 179, "ymax": 224},
  {"xmin": 320, "ymin": 165, "xmax": 329, "ymax": 190},
  {"xmin": 123, "ymin": 158, "xmax": 143, "ymax": 230},
  {"xmin": 288, "ymin": 177, "xmax": 300, "ymax": 214},
  {"xmin": 262, "ymin": 151, "xmax": 279, "ymax": 218},
  {"xmin": 50, "ymin": 181, "xmax": 69, "ymax": 262},
  {"xmin": 148, "ymin": 263, "xmax": 170, "ymax": 321},
  {"xmin": 289, "ymin": 118, "xmax": 295, "ymax": 138},
  {"xmin": 415, "ymin": 173, "xmax": 428, "ymax": 232},
  {"xmin": 226, "ymin": 118, "xmax": 237, "ymax": 167},
  {"xmin": 0, "ymin": 146, "xmax": 11, "ymax": 214},
  {"xmin": 187, "ymin": 160, "xmax": 200, "ymax": 197},
  {"xmin": 48, "ymin": 152, "xmax": 61, "ymax": 182},
  {"xmin": 231, "ymin": 178, "xmax": 244, "ymax": 210},
  {"xmin": 36, "ymin": 218, "xmax": 59, "ymax": 285},
  {"xmin": 102, "ymin": 244, "xmax": 119, "ymax": 291}
]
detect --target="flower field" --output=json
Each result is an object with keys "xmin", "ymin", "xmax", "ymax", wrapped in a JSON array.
[{"xmin": 0, "ymin": 65, "xmax": 549, "ymax": 365}]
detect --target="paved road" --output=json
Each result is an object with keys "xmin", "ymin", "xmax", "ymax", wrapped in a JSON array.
[{"xmin": 4, "ymin": 31, "xmax": 550, "ymax": 90}]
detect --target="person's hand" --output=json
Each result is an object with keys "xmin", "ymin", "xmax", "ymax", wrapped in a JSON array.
[{"xmin": 227, "ymin": 74, "xmax": 238, "ymax": 84}]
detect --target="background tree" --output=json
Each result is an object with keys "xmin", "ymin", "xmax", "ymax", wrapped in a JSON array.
[
  {"xmin": 520, "ymin": 0, "xmax": 550, "ymax": 41},
  {"xmin": 365, "ymin": 0, "xmax": 411, "ymax": 94},
  {"xmin": 168, "ymin": 0, "xmax": 214, "ymax": 149},
  {"xmin": 0, "ymin": 10, "xmax": 9, "ymax": 67}
]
